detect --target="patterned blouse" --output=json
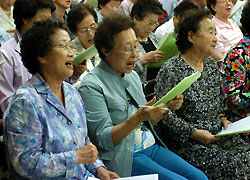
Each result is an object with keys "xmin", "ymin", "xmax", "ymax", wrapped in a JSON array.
[
  {"xmin": 220, "ymin": 35, "xmax": 250, "ymax": 142},
  {"xmin": 4, "ymin": 74, "xmax": 104, "ymax": 179},
  {"xmin": 154, "ymin": 54, "xmax": 250, "ymax": 180}
]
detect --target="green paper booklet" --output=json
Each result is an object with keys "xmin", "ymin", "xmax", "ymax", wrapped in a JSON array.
[
  {"xmin": 153, "ymin": 71, "xmax": 201, "ymax": 107},
  {"xmin": 0, "ymin": 59, "xmax": 4, "ymax": 67},
  {"xmin": 147, "ymin": 33, "xmax": 179, "ymax": 68},
  {"xmin": 73, "ymin": 45, "xmax": 98, "ymax": 65},
  {"xmin": 214, "ymin": 116, "xmax": 250, "ymax": 137}
]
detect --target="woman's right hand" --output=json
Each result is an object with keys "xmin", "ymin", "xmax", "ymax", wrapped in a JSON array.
[
  {"xmin": 140, "ymin": 51, "xmax": 164, "ymax": 65},
  {"xmin": 134, "ymin": 97, "xmax": 167, "ymax": 125},
  {"xmin": 191, "ymin": 129, "xmax": 220, "ymax": 145},
  {"xmin": 76, "ymin": 142, "xmax": 98, "ymax": 164}
]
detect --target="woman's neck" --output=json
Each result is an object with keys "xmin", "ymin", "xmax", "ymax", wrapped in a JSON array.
[
  {"xmin": 215, "ymin": 14, "xmax": 229, "ymax": 24},
  {"xmin": 182, "ymin": 49, "xmax": 207, "ymax": 72},
  {"xmin": 0, "ymin": 4, "xmax": 11, "ymax": 18},
  {"xmin": 41, "ymin": 72, "xmax": 65, "ymax": 106},
  {"xmin": 54, "ymin": 6, "xmax": 66, "ymax": 22},
  {"xmin": 137, "ymin": 35, "xmax": 148, "ymax": 42}
]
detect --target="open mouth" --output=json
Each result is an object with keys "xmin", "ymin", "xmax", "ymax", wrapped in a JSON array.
[
  {"xmin": 127, "ymin": 62, "xmax": 135, "ymax": 70},
  {"xmin": 88, "ymin": 39, "xmax": 94, "ymax": 44},
  {"xmin": 65, "ymin": 61, "xmax": 73, "ymax": 68},
  {"xmin": 66, "ymin": 0, "xmax": 71, "ymax": 5}
]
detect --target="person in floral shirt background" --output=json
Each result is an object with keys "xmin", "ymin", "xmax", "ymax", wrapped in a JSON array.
[{"xmin": 220, "ymin": 2, "xmax": 250, "ymax": 143}]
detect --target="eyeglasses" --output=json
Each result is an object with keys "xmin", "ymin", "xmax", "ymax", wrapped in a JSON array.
[
  {"xmin": 122, "ymin": 46, "xmax": 139, "ymax": 55},
  {"xmin": 52, "ymin": 42, "xmax": 73, "ymax": 51},
  {"xmin": 78, "ymin": 24, "xmax": 97, "ymax": 34},
  {"xmin": 216, "ymin": 0, "xmax": 232, "ymax": 3},
  {"xmin": 143, "ymin": 20, "xmax": 159, "ymax": 27}
]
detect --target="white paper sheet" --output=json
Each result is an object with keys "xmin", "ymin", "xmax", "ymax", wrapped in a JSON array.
[{"xmin": 215, "ymin": 116, "xmax": 250, "ymax": 137}]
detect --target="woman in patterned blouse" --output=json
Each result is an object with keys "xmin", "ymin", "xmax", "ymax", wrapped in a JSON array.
[
  {"xmin": 3, "ymin": 19, "xmax": 119, "ymax": 180},
  {"xmin": 155, "ymin": 11, "xmax": 250, "ymax": 180},
  {"xmin": 220, "ymin": 2, "xmax": 250, "ymax": 142}
]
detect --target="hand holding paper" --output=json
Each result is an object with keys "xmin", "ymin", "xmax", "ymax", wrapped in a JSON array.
[
  {"xmin": 73, "ymin": 45, "xmax": 98, "ymax": 65},
  {"xmin": 147, "ymin": 33, "xmax": 179, "ymax": 68},
  {"xmin": 153, "ymin": 72, "xmax": 201, "ymax": 107}
]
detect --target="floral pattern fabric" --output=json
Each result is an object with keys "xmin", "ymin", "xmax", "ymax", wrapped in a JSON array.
[
  {"xmin": 220, "ymin": 35, "xmax": 250, "ymax": 142},
  {"xmin": 155, "ymin": 54, "xmax": 250, "ymax": 180}
]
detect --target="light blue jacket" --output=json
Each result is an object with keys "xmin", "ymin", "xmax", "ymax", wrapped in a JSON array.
[
  {"xmin": 4, "ymin": 74, "xmax": 104, "ymax": 180},
  {"xmin": 79, "ymin": 61, "xmax": 165, "ymax": 177}
]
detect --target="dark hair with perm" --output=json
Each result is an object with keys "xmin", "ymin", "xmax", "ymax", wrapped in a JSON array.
[
  {"xmin": 176, "ymin": 11, "xmax": 212, "ymax": 54},
  {"xmin": 241, "ymin": 2, "xmax": 250, "ymax": 34},
  {"xmin": 94, "ymin": 13, "xmax": 138, "ymax": 59},
  {"xmin": 130, "ymin": 0, "xmax": 163, "ymax": 20},
  {"xmin": 98, "ymin": 0, "xmax": 121, "ymax": 9},
  {"xmin": 21, "ymin": 19, "xmax": 67, "ymax": 75},
  {"xmin": 207, "ymin": 0, "xmax": 216, "ymax": 15},
  {"xmin": 13, "ymin": 0, "xmax": 55, "ymax": 32},
  {"xmin": 174, "ymin": 1, "xmax": 200, "ymax": 18},
  {"xmin": 67, "ymin": 3, "xmax": 98, "ymax": 33}
]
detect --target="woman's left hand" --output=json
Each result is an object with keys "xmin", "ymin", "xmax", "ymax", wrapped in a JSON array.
[
  {"xmin": 167, "ymin": 94, "xmax": 184, "ymax": 110},
  {"xmin": 97, "ymin": 167, "xmax": 120, "ymax": 180},
  {"xmin": 220, "ymin": 115, "xmax": 232, "ymax": 130}
]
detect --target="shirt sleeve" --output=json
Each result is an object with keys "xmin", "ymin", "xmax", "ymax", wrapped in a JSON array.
[
  {"xmin": 0, "ymin": 51, "xmax": 15, "ymax": 112},
  {"xmin": 4, "ymin": 95, "xmax": 79, "ymax": 179},
  {"xmin": 220, "ymin": 47, "xmax": 250, "ymax": 111},
  {"xmin": 78, "ymin": 81, "xmax": 114, "ymax": 151}
]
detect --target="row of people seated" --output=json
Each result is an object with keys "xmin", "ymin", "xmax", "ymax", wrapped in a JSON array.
[{"xmin": 3, "ymin": 2, "xmax": 250, "ymax": 179}]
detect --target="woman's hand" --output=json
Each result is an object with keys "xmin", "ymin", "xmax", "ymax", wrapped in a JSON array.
[
  {"xmin": 136, "ymin": 97, "xmax": 168, "ymax": 126},
  {"xmin": 191, "ymin": 129, "xmax": 220, "ymax": 145},
  {"xmin": 219, "ymin": 114, "xmax": 232, "ymax": 130},
  {"xmin": 140, "ymin": 51, "xmax": 164, "ymax": 65},
  {"xmin": 75, "ymin": 142, "xmax": 98, "ymax": 164},
  {"xmin": 167, "ymin": 94, "xmax": 184, "ymax": 110},
  {"xmin": 96, "ymin": 167, "xmax": 120, "ymax": 180},
  {"xmin": 73, "ymin": 61, "xmax": 87, "ymax": 76}
]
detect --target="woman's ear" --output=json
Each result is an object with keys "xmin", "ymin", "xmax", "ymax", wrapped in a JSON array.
[
  {"xmin": 101, "ymin": 48, "xmax": 111, "ymax": 57},
  {"xmin": 211, "ymin": 3, "xmax": 216, "ymax": 14},
  {"xmin": 133, "ymin": 15, "xmax": 138, "ymax": 21},
  {"xmin": 37, "ymin": 56, "xmax": 47, "ymax": 64},
  {"xmin": 187, "ymin": 30, "xmax": 195, "ymax": 44}
]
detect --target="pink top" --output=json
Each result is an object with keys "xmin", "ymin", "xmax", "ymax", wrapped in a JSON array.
[{"xmin": 212, "ymin": 16, "xmax": 243, "ymax": 56}]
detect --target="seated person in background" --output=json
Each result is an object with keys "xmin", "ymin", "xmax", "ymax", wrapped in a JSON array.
[
  {"xmin": 155, "ymin": 1, "xmax": 200, "ymax": 40},
  {"xmin": 52, "ymin": 0, "xmax": 72, "ymax": 22},
  {"xmin": 220, "ymin": 2, "xmax": 250, "ymax": 143},
  {"xmin": 78, "ymin": 13, "xmax": 208, "ymax": 180},
  {"xmin": 130, "ymin": 0, "xmax": 164, "ymax": 100},
  {"xmin": 155, "ymin": 11, "xmax": 250, "ymax": 180},
  {"xmin": 67, "ymin": 3, "xmax": 101, "ymax": 89},
  {"xmin": 207, "ymin": 0, "xmax": 243, "ymax": 61},
  {"xmin": 0, "ymin": 0, "xmax": 15, "ymax": 36},
  {"xmin": 4, "ymin": 18, "xmax": 119, "ymax": 180},
  {"xmin": 0, "ymin": 0, "xmax": 55, "ymax": 113},
  {"xmin": 118, "ymin": 0, "xmax": 136, "ymax": 16},
  {"xmin": 159, "ymin": 0, "xmax": 181, "ymax": 19},
  {"xmin": 230, "ymin": 0, "xmax": 246, "ymax": 26},
  {"xmin": 96, "ymin": 0, "xmax": 121, "ymax": 22}
]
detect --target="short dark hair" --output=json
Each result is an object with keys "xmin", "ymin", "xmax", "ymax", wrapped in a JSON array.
[
  {"xmin": 67, "ymin": 3, "xmax": 98, "ymax": 33},
  {"xmin": 207, "ymin": 0, "xmax": 216, "ymax": 15},
  {"xmin": 98, "ymin": 0, "xmax": 121, "ymax": 9},
  {"xmin": 174, "ymin": 1, "xmax": 200, "ymax": 18},
  {"xmin": 176, "ymin": 11, "xmax": 211, "ymax": 53},
  {"xmin": 94, "ymin": 13, "xmax": 138, "ymax": 59},
  {"xmin": 21, "ymin": 19, "xmax": 67, "ymax": 75},
  {"xmin": 130, "ymin": 0, "xmax": 163, "ymax": 20},
  {"xmin": 13, "ymin": 0, "xmax": 55, "ymax": 32},
  {"xmin": 241, "ymin": 2, "xmax": 250, "ymax": 34}
]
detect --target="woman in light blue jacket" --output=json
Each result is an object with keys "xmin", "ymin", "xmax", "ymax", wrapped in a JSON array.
[{"xmin": 79, "ymin": 13, "xmax": 208, "ymax": 180}]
